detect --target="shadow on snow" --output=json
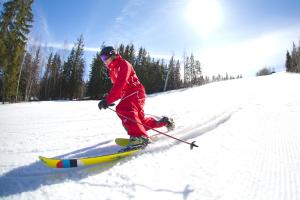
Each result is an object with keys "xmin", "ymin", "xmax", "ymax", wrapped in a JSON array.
[
  {"xmin": 0, "ymin": 107, "xmax": 240, "ymax": 198},
  {"xmin": 0, "ymin": 140, "xmax": 130, "ymax": 197}
]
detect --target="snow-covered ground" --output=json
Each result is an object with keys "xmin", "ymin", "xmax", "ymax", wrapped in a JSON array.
[{"xmin": 1, "ymin": 72, "xmax": 300, "ymax": 200}]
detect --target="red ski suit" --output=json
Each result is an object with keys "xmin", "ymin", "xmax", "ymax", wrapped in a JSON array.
[{"xmin": 105, "ymin": 55, "xmax": 166, "ymax": 137}]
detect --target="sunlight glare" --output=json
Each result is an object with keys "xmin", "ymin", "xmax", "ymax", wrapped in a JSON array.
[{"xmin": 185, "ymin": 0, "xmax": 223, "ymax": 36}]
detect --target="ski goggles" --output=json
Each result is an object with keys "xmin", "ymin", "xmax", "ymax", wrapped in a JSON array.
[{"xmin": 100, "ymin": 55, "xmax": 109, "ymax": 62}]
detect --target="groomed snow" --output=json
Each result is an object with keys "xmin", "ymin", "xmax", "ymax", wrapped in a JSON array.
[{"xmin": 1, "ymin": 72, "xmax": 300, "ymax": 200}]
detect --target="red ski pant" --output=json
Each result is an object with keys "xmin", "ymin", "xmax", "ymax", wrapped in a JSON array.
[{"xmin": 116, "ymin": 90, "xmax": 166, "ymax": 138}]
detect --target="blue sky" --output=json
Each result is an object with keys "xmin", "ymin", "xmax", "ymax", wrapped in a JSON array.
[{"xmin": 27, "ymin": 0, "xmax": 300, "ymax": 77}]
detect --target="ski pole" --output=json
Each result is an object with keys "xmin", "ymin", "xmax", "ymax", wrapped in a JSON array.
[{"xmin": 107, "ymin": 107, "xmax": 198, "ymax": 150}]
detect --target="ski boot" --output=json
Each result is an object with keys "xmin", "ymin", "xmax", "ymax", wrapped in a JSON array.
[{"xmin": 118, "ymin": 136, "xmax": 149, "ymax": 152}]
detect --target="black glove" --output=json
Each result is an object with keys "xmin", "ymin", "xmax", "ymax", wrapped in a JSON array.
[{"xmin": 98, "ymin": 99, "xmax": 108, "ymax": 110}]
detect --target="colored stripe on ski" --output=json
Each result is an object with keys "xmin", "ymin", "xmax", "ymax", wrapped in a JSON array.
[{"xmin": 39, "ymin": 148, "xmax": 140, "ymax": 168}]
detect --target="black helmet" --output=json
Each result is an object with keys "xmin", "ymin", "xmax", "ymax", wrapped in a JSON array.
[{"xmin": 100, "ymin": 46, "xmax": 116, "ymax": 57}]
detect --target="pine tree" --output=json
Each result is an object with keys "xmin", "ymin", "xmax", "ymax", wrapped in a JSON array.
[
  {"xmin": 40, "ymin": 52, "xmax": 52, "ymax": 100},
  {"xmin": 285, "ymin": 40, "xmax": 300, "ymax": 73},
  {"xmin": 140, "ymin": 53, "xmax": 151, "ymax": 91},
  {"xmin": 118, "ymin": 44, "xmax": 125, "ymax": 56},
  {"xmin": 193, "ymin": 60, "xmax": 202, "ymax": 85},
  {"xmin": 87, "ymin": 52, "xmax": 111, "ymax": 99},
  {"xmin": 134, "ymin": 47, "xmax": 147, "ymax": 85},
  {"xmin": 61, "ymin": 35, "xmax": 85, "ymax": 100},
  {"xmin": 61, "ymin": 52, "xmax": 72, "ymax": 99},
  {"xmin": 25, "ymin": 45, "xmax": 40, "ymax": 101},
  {"xmin": 24, "ymin": 47, "xmax": 41, "ymax": 101},
  {"xmin": 164, "ymin": 56, "xmax": 175, "ymax": 91},
  {"xmin": 189, "ymin": 54, "xmax": 195, "ymax": 85},
  {"xmin": 18, "ymin": 46, "xmax": 41, "ymax": 101},
  {"xmin": 291, "ymin": 42, "xmax": 298, "ymax": 72},
  {"xmin": 40, "ymin": 52, "xmax": 63, "ymax": 100},
  {"xmin": 125, "ymin": 44, "xmax": 135, "ymax": 64},
  {"xmin": 72, "ymin": 35, "xmax": 85, "ymax": 99},
  {"xmin": 0, "ymin": 0, "xmax": 33, "ymax": 102},
  {"xmin": 19, "ymin": 51, "xmax": 32, "ymax": 100},
  {"xmin": 174, "ymin": 60, "xmax": 182, "ymax": 89},
  {"xmin": 153, "ymin": 59, "xmax": 165, "ymax": 93},
  {"xmin": 285, "ymin": 51, "xmax": 292, "ymax": 72},
  {"xmin": 48, "ymin": 53, "xmax": 57, "ymax": 99},
  {"xmin": 183, "ymin": 53, "xmax": 191, "ymax": 87},
  {"xmin": 144, "ymin": 57, "xmax": 163, "ymax": 94},
  {"xmin": 296, "ymin": 41, "xmax": 300, "ymax": 72},
  {"xmin": 52, "ymin": 53, "xmax": 62, "ymax": 99},
  {"xmin": 135, "ymin": 47, "xmax": 147, "ymax": 68}
]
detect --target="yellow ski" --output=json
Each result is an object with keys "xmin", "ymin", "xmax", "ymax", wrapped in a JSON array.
[{"xmin": 39, "ymin": 148, "xmax": 140, "ymax": 168}]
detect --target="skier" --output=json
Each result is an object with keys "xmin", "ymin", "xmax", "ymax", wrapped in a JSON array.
[{"xmin": 98, "ymin": 46, "xmax": 174, "ymax": 150}]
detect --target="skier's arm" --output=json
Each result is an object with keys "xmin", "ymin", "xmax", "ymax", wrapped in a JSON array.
[{"xmin": 106, "ymin": 60, "xmax": 131, "ymax": 104}]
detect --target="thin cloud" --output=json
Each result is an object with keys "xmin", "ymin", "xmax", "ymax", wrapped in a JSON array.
[
  {"xmin": 116, "ymin": 0, "xmax": 144, "ymax": 22},
  {"xmin": 108, "ymin": 0, "xmax": 145, "ymax": 41},
  {"xmin": 27, "ymin": 39, "xmax": 100, "ymax": 54},
  {"xmin": 30, "ymin": 5, "xmax": 100, "ymax": 54},
  {"xmin": 43, "ymin": 42, "xmax": 100, "ymax": 53}
]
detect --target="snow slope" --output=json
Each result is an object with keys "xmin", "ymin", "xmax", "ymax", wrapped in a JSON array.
[{"xmin": 1, "ymin": 72, "xmax": 300, "ymax": 200}]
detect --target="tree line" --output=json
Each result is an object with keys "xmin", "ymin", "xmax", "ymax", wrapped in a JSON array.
[
  {"xmin": 88, "ymin": 44, "xmax": 205, "ymax": 99},
  {"xmin": 88, "ymin": 43, "xmax": 243, "ymax": 99},
  {"xmin": 40, "ymin": 36, "xmax": 85, "ymax": 100},
  {"xmin": 0, "ymin": 0, "xmax": 242, "ymax": 103}
]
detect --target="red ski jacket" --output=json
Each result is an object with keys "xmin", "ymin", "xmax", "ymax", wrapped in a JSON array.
[{"xmin": 105, "ymin": 54, "xmax": 143, "ymax": 104}]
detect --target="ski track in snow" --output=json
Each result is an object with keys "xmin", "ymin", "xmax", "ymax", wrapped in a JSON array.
[{"xmin": 1, "ymin": 72, "xmax": 300, "ymax": 199}]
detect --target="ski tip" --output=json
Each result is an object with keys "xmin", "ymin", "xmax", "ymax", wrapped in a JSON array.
[{"xmin": 190, "ymin": 141, "xmax": 199, "ymax": 150}]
